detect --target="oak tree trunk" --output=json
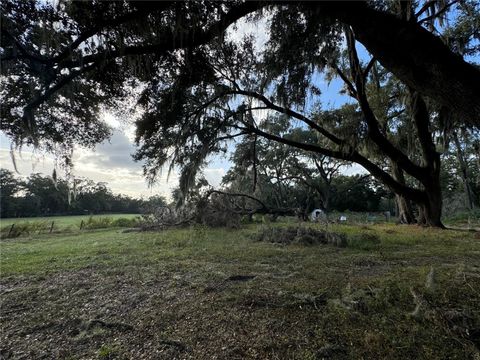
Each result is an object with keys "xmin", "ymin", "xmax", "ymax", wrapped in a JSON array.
[
  {"xmin": 417, "ymin": 172, "xmax": 445, "ymax": 228},
  {"xmin": 421, "ymin": 186, "xmax": 444, "ymax": 228},
  {"xmin": 391, "ymin": 162, "xmax": 416, "ymax": 224},
  {"xmin": 396, "ymin": 194, "xmax": 416, "ymax": 224}
]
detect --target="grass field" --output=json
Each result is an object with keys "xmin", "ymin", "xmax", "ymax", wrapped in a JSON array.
[
  {"xmin": 0, "ymin": 214, "xmax": 140, "ymax": 228},
  {"xmin": 1, "ymin": 222, "xmax": 479, "ymax": 359}
]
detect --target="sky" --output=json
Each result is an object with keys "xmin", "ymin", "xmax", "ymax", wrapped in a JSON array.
[{"xmin": 0, "ymin": 10, "xmax": 366, "ymax": 200}]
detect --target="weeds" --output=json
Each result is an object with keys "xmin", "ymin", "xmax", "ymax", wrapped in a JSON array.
[
  {"xmin": 252, "ymin": 225, "xmax": 384, "ymax": 248},
  {"xmin": 0, "ymin": 216, "xmax": 141, "ymax": 239},
  {"xmin": 251, "ymin": 225, "xmax": 341, "ymax": 245},
  {"xmin": 81, "ymin": 216, "xmax": 140, "ymax": 230},
  {"xmin": 0, "ymin": 221, "xmax": 55, "ymax": 239}
]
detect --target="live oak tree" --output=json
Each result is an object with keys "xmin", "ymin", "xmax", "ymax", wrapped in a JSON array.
[
  {"xmin": 133, "ymin": 1, "xmax": 479, "ymax": 227},
  {"xmin": 137, "ymin": 32, "xmax": 447, "ymax": 225},
  {"xmin": 2, "ymin": 0, "xmax": 479, "ymax": 227},
  {"xmin": 252, "ymin": 1, "xmax": 478, "ymax": 227}
]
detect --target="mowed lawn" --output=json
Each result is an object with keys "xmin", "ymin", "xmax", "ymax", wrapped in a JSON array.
[
  {"xmin": 0, "ymin": 214, "xmax": 140, "ymax": 228},
  {"xmin": 1, "ymin": 223, "xmax": 479, "ymax": 359}
]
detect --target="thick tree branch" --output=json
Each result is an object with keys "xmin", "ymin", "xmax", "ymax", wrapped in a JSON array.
[
  {"xmin": 363, "ymin": 57, "xmax": 376, "ymax": 83},
  {"xmin": 330, "ymin": 63, "xmax": 358, "ymax": 98},
  {"xmin": 1, "ymin": 29, "xmax": 49, "ymax": 64},
  {"xmin": 409, "ymin": 89, "xmax": 438, "ymax": 168},
  {"xmin": 227, "ymin": 89, "xmax": 344, "ymax": 146},
  {"xmin": 345, "ymin": 28, "xmax": 430, "ymax": 182},
  {"xmin": 206, "ymin": 189, "xmax": 267, "ymax": 210},
  {"xmin": 415, "ymin": 0, "xmax": 438, "ymax": 19},
  {"xmin": 22, "ymin": 62, "xmax": 98, "ymax": 125},
  {"xmin": 51, "ymin": 3, "xmax": 174, "ymax": 64},
  {"xmin": 240, "ymin": 123, "xmax": 425, "ymax": 202},
  {"xmin": 330, "ymin": 1, "xmax": 480, "ymax": 127},
  {"xmin": 205, "ymin": 189, "xmax": 298, "ymax": 216},
  {"xmin": 55, "ymin": 1, "xmax": 265, "ymax": 70}
]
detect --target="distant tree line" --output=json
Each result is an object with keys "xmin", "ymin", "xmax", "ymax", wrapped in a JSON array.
[{"xmin": 0, "ymin": 169, "xmax": 166, "ymax": 218}]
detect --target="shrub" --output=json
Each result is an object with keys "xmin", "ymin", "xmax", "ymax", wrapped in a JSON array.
[
  {"xmin": 139, "ymin": 193, "xmax": 241, "ymax": 230},
  {"xmin": 111, "ymin": 217, "xmax": 140, "ymax": 228},
  {"xmin": 252, "ymin": 226, "xmax": 347, "ymax": 247},
  {"xmin": 81, "ymin": 216, "xmax": 139, "ymax": 229},
  {"xmin": 81, "ymin": 216, "xmax": 113, "ymax": 229}
]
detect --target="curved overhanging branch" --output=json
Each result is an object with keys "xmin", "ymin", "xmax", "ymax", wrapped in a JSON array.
[
  {"xmin": 205, "ymin": 87, "xmax": 427, "ymax": 203},
  {"xmin": 331, "ymin": 2, "xmax": 480, "ymax": 127},
  {"xmin": 51, "ymin": 3, "xmax": 174, "ymax": 65},
  {"xmin": 240, "ymin": 122, "xmax": 426, "ymax": 203},
  {"xmin": 226, "ymin": 89, "xmax": 344, "ymax": 146},
  {"xmin": 345, "ymin": 27, "xmax": 430, "ymax": 183},
  {"xmin": 215, "ymin": 89, "xmax": 429, "ymax": 204},
  {"xmin": 206, "ymin": 189, "xmax": 267, "ymax": 210},
  {"xmin": 6, "ymin": 1, "xmax": 267, "ymax": 123},
  {"xmin": 22, "ymin": 62, "xmax": 98, "ymax": 127},
  {"xmin": 54, "ymin": 2, "xmax": 266, "ymax": 70}
]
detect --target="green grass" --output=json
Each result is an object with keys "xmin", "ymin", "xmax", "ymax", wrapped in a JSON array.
[
  {"xmin": 0, "ymin": 214, "xmax": 141, "ymax": 238},
  {"xmin": 1, "ymin": 222, "xmax": 479, "ymax": 359},
  {"xmin": 0, "ymin": 213, "xmax": 140, "ymax": 228}
]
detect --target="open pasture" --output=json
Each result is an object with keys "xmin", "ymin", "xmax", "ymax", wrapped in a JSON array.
[{"xmin": 1, "ymin": 223, "xmax": 479, "ymax": 359}]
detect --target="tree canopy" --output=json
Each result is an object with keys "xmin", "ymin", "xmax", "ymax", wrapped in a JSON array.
[{"xmin": 1, "ymin": 0, "xmax": 479, "ymax": 227}]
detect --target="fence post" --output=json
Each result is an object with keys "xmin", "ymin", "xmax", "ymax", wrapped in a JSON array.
[
  {"xmin": 8, "ymin": 223, "xmax": 15, "ymax": 237},
  {"xmin": 50, "ymin": 221, "xmax": 55, "ymax": 233}
]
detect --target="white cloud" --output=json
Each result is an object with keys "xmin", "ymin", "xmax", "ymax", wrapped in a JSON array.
[{"xmin": 203, "ymin": 168, "xmax": 225, "ymax": 188}]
